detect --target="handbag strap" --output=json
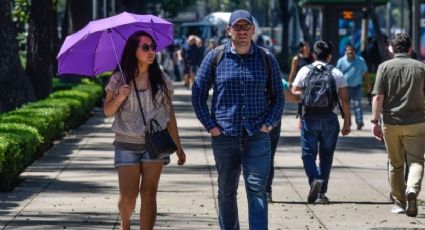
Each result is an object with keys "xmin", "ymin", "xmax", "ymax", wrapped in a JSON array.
[{"xmin": 132, "ymin": 77, "xmax": 148, "ymax": 127}]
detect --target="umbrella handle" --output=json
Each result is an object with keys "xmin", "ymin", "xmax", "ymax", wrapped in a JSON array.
[{"xmin": 107, "ymin": 28, "xmax": 126, "ymax": 84}]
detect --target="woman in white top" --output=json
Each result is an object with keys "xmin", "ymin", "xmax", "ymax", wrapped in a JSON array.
[{"xmin": 104, "ymin": 30, "xmax": 186, "ymax": 230}]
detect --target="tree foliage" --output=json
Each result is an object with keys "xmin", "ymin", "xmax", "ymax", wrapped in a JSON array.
[{"xmin": 118, "ymin": 0, "xmax": 197, "ymax": 17}]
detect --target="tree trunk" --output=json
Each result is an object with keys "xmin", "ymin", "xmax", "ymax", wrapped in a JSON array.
[
  {"xmin": 0, "ymin": 0, "xmax": 34, "ymax": 113},
  {"xmin": 52, "ymin": 0, "xmax": 59, "ymax": 78},
  {"xmin": 369, "ymin": 6, "xmax": 391, "ymax": 62},
  {"xmin": 26, "ymin": 0, "xmax": 54, "ymax": 100},
  {"xmin": 69, "ymin": 0, "xmax": 92, "ymax": 32},
  {"xmin": 296, "ymin": 4, "xmax": 312, "ymax": 44},
  {"xmin": 278, "ymin": 0, "xmax": 291, "ymax": 73},
  {"xmin": 120, "ymin": 0, "xmax": 144, "ymax": 13},
  {"xmin": 60, "ymin": 0, "xmax": 92, "ymax": 81}
]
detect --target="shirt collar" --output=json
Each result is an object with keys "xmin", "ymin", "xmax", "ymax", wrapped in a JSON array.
[
  {"xmin": 227, "ymin": 42, "xmax": 254, "ymax": 55},
  {"xmin": 394, "ymin": 53, "xmax": 410, "ymax": 58}
]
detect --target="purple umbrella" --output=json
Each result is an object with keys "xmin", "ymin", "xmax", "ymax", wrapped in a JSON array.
[{"xmin": 57, "ymin": 12, "xmax": 173, "ymax": 81}]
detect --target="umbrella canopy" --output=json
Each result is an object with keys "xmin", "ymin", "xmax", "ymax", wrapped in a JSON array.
[{"xmin": 57, "ymin": 12, "xmax": 173, "ymax": 77}]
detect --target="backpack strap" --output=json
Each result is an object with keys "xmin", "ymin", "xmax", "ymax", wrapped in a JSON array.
[
  {"xmin": 325, "ymin": 64, "xmax": 345, "ymax": 118},
  {"xmin": 257, "ymin": 46, "xmax": 274, "ymax": 103},
  {"xmin": 210, "ymin": 44, "xmax": 273, "ymax": 85},
  {"xmin": 210, "ymin": 44, "xmax": 226, "ymax": 85},
  {"xmin": 257, "ymin": 46, "xmax": 272, "ymax": 81}
]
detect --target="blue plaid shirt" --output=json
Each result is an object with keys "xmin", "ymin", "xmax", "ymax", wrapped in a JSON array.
[{"xmin": 192, "ymin": 43, "xmax": 284, "ymax": 136}]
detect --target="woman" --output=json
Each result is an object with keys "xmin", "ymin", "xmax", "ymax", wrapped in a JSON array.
[
  {"xmin": 104, "ymin": 31, "xmax": 186, "ymax": 230},
  {"xmin": 287, "ymin": 41, "xmax": 314, "ymax": 85}
]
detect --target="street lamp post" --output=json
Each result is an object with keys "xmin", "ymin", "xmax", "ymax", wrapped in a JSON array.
[{"xmin": 412, "ymin": 0, "xmax": 420, "ymax": 55}]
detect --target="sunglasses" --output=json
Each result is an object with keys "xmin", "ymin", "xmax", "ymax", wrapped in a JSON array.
[
  {"xmin": 231, "ymin": 24, "xmax": 253, "ymax": 31},
  {"xmin": 138, "ymin": 44, "xmax": 157, "ymax": 52}
]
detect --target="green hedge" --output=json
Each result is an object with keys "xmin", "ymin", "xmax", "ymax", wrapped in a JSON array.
[{"xmin": 0, "ymin": 77, "xmax": 107, "ymax": 191}]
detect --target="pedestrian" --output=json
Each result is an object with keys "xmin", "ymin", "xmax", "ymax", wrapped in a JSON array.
[
  {"xmin": 292, "ymin": 40, "xmax": 351, "ymax": 204},
  {"xmin": 192, "ymin": 9, "xmax": 284, "ymax": 229},
  {"xmin": 287, "ymin": 41, "xmax": 315, "ymax": 129},
  {"xmin": 204, "ymin": 38, "xmax": 217, "ymax": 57},
  {"xmin": 371, "ymin": 33, "xmax": 425, "ymax": 217},
  {"xmin": 266, "ymin": 78, "xmax": 301, "ymax": 203},
  {"xmin": 287, "ymin": 41, "xmax": 314, "ymax": 86},
  {"xmin": 336, "ymin": 43, "xmax": 371, "ymax": 130},
  {"xmin": 103, "ymin": 30, "xmax": 186, "ymax": 229},
  {"xmin": 182, "ymin": 35, "xmax": 203, "ymax": 88}
]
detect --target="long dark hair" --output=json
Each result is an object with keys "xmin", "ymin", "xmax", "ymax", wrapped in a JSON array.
[
  {"xmin": 115, "ymin": 30, "xmax": 168, "ymax": 106},
  {"xmin": 298, "ymin": 41, "xmax": 309, "ymax": 53}
]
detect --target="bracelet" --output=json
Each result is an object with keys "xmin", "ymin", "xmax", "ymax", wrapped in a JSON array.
[{"xmin": 370, "ymin": 119, "xmax": 379, "ymax": 125}]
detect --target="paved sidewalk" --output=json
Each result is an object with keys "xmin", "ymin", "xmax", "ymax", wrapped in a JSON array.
[{"xmin": 1, "ymin": 82, "xmax": 424, "ymax": 229}]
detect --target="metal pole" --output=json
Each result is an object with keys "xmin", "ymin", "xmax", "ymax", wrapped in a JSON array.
[
  {"xmin": 111, "ymin": 0, "xmax": 116, "ymax": 15},
  {"xmin": 360, "ymin": 7, "xmax": 369, "ymax": 53},
  {"xmin": 103, "ymin": 0, "xmax": 107, "ymax": 17},
  {"xmin": 412, "ymin": 0, "xmax": 420, "ymax": 54},
  {"xmin": 401, "ymin": 0, "xmax": 405, "ymax": 32},
  {"xmin": 108, "ymin": 29, "xmax": 126, "ymax": 84},
  {"xmin": 92, "ymin": 0, "xmax": 97, "ymax": 20},
  {"xmin": 386, "ymin": 2, "xmax": 391, "ymax": 36},
  {"xmin": 270, "ymin": 0, "xmax": 274, "ymax": 46}
]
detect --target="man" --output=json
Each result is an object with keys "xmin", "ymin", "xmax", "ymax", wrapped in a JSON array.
[
  {"xmin": 336, "ymin": 44, "xmax": 371, "ymax": 130},
  {"xmin": 292, "ymin": 41, "xmax": 351, "ymax": 204},
  {"xmin": 371, "ymin": 33, "xmax": 425, "ymax": 217},
  {"xmin": 192, "ymin": 10, "xmax": 283, "ymax": 229}
]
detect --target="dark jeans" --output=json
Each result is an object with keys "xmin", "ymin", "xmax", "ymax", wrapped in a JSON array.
[
  {"xmin": 211, "ymin": 131, "xmax": 271, "ymax": 230},
  {"xmin": 301, "ymin": 112, "xmax": 339, "ymax": 194},
  {"xmin": 266, "ymin": 121, "xmax": 282, "ymax": 193},
  {"xmin": 348, "ymin": 85, "xmax": 363, "ymax": 126}
]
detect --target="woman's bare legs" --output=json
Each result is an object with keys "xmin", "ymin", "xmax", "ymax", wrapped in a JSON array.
[
  {"xmin": 140, "ymin": 161, "xmax": 163, "ymax": 230},
  {"xmin": 118, "ymin": 165, "xmax": 141, "ymax": 230}
]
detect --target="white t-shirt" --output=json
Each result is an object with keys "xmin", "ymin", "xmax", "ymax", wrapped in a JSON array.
[{"xmin": 293, "ymin": 61, "xmax": 347, "ymax": 90}]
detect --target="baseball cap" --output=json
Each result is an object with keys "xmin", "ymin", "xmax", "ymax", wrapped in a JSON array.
[{"xmin": 229, "ymin": 10, "xmax": 253, "ymax": 26}]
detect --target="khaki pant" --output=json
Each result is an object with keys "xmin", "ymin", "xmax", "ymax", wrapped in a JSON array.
[{"xmin": 383, "ymin": 122, "xmax": 425, "ymax": 206}]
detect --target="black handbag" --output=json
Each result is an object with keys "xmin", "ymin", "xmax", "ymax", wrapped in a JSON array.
[{"xmin": 133, "ymin": 78, "xmax": 177, "ymax": 159}]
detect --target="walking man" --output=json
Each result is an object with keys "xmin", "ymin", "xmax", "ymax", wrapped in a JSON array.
[
  {"xmin": 336, "ymin": 44, "xmax": 371, "ymax": 130},
  {"xmin": 192, "ymin": 9, "xmax": 284, "ymax": 229},
  {"xmin": 292, "ymin": 41, "xmax": 351, "ymax": 204},
  {"xmin": 371, "ymin": 33, "xmax": 425, "ymax": 217}
]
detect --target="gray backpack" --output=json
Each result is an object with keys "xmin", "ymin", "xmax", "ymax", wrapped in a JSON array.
[{"xmin": 300, "ymin": 64, "xmax": 343, "ymax": 116}]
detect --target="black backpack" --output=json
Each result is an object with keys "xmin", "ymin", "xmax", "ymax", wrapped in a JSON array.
[
  {"xmin": 210, "ymin": 44, "xmax": 274, "ymax": 101},
  {"xmin": 300, "ymin": 64, "xmax": 343, "ymax": 116}
]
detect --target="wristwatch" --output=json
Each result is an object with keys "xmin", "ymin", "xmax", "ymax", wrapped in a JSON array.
[{"xmin": 370, "ymin": 119, "xmax": 379, "ymax": 125}]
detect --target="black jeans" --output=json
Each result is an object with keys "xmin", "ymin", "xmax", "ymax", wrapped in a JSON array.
[{"xmin": 266, "ymin": 121, "xmax": 281, "ymax": 193}]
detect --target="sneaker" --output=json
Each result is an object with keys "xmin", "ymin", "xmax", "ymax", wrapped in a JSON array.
[
  {"xmin": 266, "ymin": 192, "xmax": 272, "ymax": 203},
  {"xmin": 391, "ymin": 205, "xmax": 406, "ymax": 214},
  {"xmin": 307, "ymin": 179, "xmax": 323, "ymax": 203},
  {"xmin": 316, "ymin": 193, "xmax": 330, "ymax": 204},
  {"xmin": 406, "ymin": 192, "xmax": 418, "ymax": 217},
  {"xmin": 357, "ymin": 123, "xmax": 364, "ymax": 130}
]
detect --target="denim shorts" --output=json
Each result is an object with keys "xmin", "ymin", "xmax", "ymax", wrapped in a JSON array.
[{"xmin": 114, "ymin": 147, "xmax": 170, "ymax": 168}]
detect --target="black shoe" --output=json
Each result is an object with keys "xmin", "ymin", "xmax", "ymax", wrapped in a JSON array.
[
  {"xmin": 406, "ymin": 192, "xmax": 418, "ymax": 217},
  {"xmin": 316, "ymin": 193, "xmax": 330, "ymax": 204},
  {"xmin": 307, "ymin": 179, "xmax": 323, "ymax": 204},
  {"xmin": 357, "ymin": 123, "xmax": 364, "ymax": 130}
]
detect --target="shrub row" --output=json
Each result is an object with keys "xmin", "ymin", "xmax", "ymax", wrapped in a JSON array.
[{"xmin": 0, "ymin": 78, "xmax": 106, "ymax": 191}]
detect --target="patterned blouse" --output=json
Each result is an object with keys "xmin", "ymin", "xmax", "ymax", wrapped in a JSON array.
[{"xmin": 105, "ymin": 72, "xmax": 174, "ymax": 146}]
